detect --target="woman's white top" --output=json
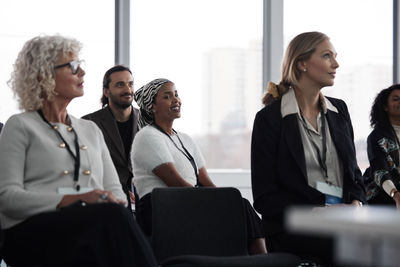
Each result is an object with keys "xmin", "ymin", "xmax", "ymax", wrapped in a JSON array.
[
  {"xmin": 131, "ymin": 125, "xmax": 205, "ymax": 199},
  {"xmin": 0, "ymin": 112, "xmax": 125, "ymax": 229}
]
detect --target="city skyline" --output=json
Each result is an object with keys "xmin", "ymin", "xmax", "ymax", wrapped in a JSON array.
[{"xmin": 0, "ymin": 0, "xmax": 393, "ymax": 170}]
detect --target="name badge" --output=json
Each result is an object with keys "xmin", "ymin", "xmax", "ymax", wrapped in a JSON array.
[
  {"xmin": 58, "ymin": 187, "xmax": 93, "ymax": 195},
  {"xmin": 316, "ymin": 181, "xmax": 343, "ymax": 205}
]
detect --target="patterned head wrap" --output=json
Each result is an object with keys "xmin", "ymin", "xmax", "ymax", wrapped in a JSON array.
[{"xmin": 134, "ymin": 78, "xmax": 172, "ymax": 128}]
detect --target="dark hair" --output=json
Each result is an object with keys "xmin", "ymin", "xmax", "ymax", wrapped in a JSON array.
[
  {"xmin": 370, "ymin": 84, "xmax": 400, "ymax": 128},
  {"xmin": 101, "ymin": 65, "xmax": 132, "ymax": 107}
]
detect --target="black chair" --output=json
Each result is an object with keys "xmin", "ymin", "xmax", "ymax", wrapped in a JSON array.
[
  {"xmin": 0, "ymin": 219, "xmax": 11, "ymax": 267},
  {"xmin": 151, "ymin": 187, "xmax": 310, "ymax": 266},
  {"xmin": 0, "ymin": 219, "xmax": 3, "ymax": 266}
]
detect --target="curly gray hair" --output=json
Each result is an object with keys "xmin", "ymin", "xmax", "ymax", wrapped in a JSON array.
[{"xmin": 8, "ymin": 35, "xmax": 82, "ymax": 111}]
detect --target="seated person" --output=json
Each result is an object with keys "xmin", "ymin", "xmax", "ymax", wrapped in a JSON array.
[
  {"xmin": 0, "ymin": 35, "xmax": 156, "ymax": 267},
  {"xmin": 131, "ymin": 78, "xmax": 267, "ymax": 255},
  {"xmin": 82, "ymin": 65, "xmax": 139, "ymax": 210},
  {"xmin": 367, "ymin": 84, "xmax": 400, "ymax": 208},
  {"xmin": 252, "ymin": 31, "xmax": 365, "ymax": 265}
]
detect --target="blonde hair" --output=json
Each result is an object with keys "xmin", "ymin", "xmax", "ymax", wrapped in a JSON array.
[
  {"xmin": 8, "ymin": 35, "xmax": 82, "ymax": 111},
  {"xmin": 263, "ymin": 31, "xmax": 329, "ymax": 106}
]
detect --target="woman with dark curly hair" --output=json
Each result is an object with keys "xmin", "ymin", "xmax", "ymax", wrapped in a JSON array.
[{"xmin": 366, "ymin": 84, "xmax": 400, "ymax": 208}]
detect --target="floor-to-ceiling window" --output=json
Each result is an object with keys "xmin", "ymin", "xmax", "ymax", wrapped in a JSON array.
[
  {"xmin": 0, "ymin": 0, "xmax": 115, "ymax": 122},
  {"xmin": 0, "ymin": 0, "xmax": 395, "ymax": 173},
  {"xmin": 284, "ymin": 0, "xmax": 393, "ymax": 170},
  {"xmin": 131, "ymin": 0, "xmax": 263, "ymax": 170}
]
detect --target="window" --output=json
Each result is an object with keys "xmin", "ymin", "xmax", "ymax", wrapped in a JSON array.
[
  {"xmin": 0, "ymin": 0, "xmax": 114, "ymax": 122},
  {"xmin": 284, "ymin": 0, "xmax": 393, "ymax": 170},
  {"xmin": 131, "ymin": 0, "xmax": 263, "ymax": 169}
]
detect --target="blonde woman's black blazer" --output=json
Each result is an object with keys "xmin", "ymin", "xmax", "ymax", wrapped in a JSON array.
[{"xmin": 251, "ymin": 96, "xmax": 366, "ymax": 236}]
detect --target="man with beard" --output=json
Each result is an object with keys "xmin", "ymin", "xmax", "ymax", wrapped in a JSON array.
[{"xmin": 82, "ymin": 65, "xmax": 139, "ymax": 210}]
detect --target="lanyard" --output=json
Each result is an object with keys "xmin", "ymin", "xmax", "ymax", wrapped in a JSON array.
[
  {"xmin": 299, "ymin": 101, "xmax": 329, "ymax": 181},
  {"xmin": 37, "ymin": 110, "xmax": 81, "ymax": 191},
  {"xmin": 153, "ymin": 123, "xmax": 199, "ymax": 187}
]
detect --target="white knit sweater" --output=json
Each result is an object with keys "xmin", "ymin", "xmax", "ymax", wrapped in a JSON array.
[{"xmin": 131, "ymin": 125, "xmax": 205, "ymax": 198}]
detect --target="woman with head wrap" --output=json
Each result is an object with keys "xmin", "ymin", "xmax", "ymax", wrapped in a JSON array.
[
  {"xmin": 131, "ymin": 78, "xmax": 267, "ymax": 255},
  {"xmin": 0, "ymin": 35, "xmax": 157, "ymax": 267}
]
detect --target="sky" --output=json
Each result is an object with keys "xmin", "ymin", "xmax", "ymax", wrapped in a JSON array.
[{"xmin": 0, "ymin": 0, "xmax": 394, "ymax": 141}]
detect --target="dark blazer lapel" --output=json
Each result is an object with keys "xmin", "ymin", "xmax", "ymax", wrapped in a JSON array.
[
  {"xmin": 99, "ymin": 108, "xmax": 126, "ymax": 159},
  {"xmin": 326, "ymin": 110, "xmax": 349, "ymax": 163},
  {"xmin": 282, "ymin": 115, "xmax": 307, "ymax": 181},
  {"xmin": 132, "ymin": 108, "xmax": 139, "ymax": 138}
]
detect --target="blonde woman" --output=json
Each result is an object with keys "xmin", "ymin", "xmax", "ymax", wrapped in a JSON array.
[{"xmin": 251, "ymin": 32, "xmax": 365, "ymax": 264}]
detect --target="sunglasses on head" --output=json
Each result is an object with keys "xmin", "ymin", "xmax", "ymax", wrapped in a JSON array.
[{"xmin": 54, "ymin": 60, "xmax": 84, "ymax": 74}]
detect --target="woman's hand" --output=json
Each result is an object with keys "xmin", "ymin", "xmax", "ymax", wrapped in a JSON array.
[
  {"xmin": 350, "ymin": 200, "xmax": 363, "ymax": 207},
  {"xmin": 327, "ymin": 200, "xmax": 362, "ymax": 208},
  {"xmin": 129, "ymin": 190, "xmax": 135, "ymax": 204},
  {"xmin": 80, "ymin": 189, "xmax": 126, "ymax": 205},
  {"xmin": 153, "ymin": 163, "xmax": 193, "ymax": 187},
  {"xmin": 198, "ymin": 167, "xmax": 216, "ymax": 187},
  {"xmin": 312, "ymin": 200, "xmax": 361, "ymax": 211},
  {"xmin": 393, "ymin": 192, "xmax": 400, "ymax": 209},
  {"xmin": 57, "ymin": 189, "xmax": 127, "ymax": 208}
]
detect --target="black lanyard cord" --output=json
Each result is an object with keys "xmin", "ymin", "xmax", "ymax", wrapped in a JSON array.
[
  {"xmin": 299, "ymin": 101, "xmax": 329, "ymax": 181},
  {"xmin": 37, "ymin": 110, "xmax": 81, "ymax": 191},
  {"xmin": 152, "ymin": 123, "xmax": 199, "ymax": 187}
]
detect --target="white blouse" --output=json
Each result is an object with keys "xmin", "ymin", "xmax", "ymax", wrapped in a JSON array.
[{"xmin": 131, "ymin": 125, "xmax": 205, "ymax": 199}]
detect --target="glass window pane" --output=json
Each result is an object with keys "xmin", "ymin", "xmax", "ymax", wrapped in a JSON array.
[
  {"xmin": 131, "ymin": 0, "xmax": 263, "ymax": 169},
  {"xmin": 0, "ymin": 0, "xmax": 114, "ymax": 121},
  {"xmin": 284, "ymin": 0, "xmax": 393, "ymax": 170}
]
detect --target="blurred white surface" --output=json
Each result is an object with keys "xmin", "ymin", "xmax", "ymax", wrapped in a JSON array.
[{"xmin": 287, "ymin": 206, "xmax": 400, "ymax": 267}]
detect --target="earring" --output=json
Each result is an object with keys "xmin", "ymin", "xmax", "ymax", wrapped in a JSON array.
[{"xmin": 303, "ymin": 68, "xmax": 307, "ymax": 72}]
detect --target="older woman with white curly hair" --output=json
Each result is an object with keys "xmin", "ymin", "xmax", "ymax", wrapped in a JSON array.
[{"xmin": 0, "ymin": 35, "xmax": 157, "ymax": 267}]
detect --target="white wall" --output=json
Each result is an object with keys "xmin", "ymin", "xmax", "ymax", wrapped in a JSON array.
[{"xmin": 208, "ymin": 169, "xmax": 253, "ymax": 204}]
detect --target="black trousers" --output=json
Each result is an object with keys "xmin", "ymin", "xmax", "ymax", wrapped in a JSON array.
[
  {"xmin": 2, "ymin": 203, "xmax": 157, "ymax": 267},
  {"xmin": 265, "ymin": 226, "xmax": 334, "ymax": 266},
  {"xmin": 137, "ymin": 193, "xmax": 264, "ymax": 242}
]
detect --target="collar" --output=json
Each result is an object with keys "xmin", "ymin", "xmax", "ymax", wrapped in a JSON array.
[
  {"xmin": 281, "ymin": 87, "xmax": 338, "ymax": 118},
  {"xmin": 392, "ymin": 124, "xmax": 400, "ymax": 132},
  {"xmin": 106, "ymin": 105, "xmax": 133, "ymax": 122}
]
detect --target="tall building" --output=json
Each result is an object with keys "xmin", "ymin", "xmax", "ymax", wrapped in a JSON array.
[
  {"xmin": 198, "ymin": 41, "xmax": 262, "ymax": 169},
  {"xmin": 202, "ymin": 40, "xmax": 262, "ymax": 135}
]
